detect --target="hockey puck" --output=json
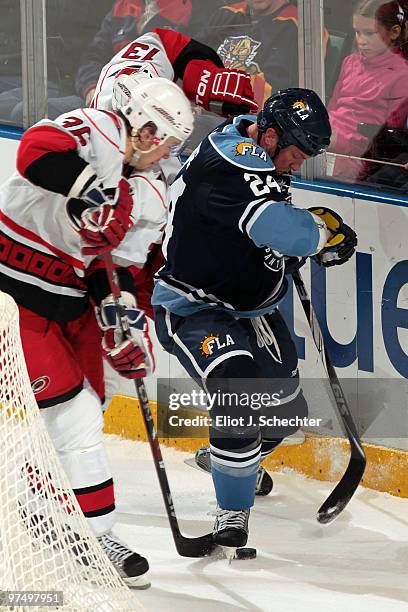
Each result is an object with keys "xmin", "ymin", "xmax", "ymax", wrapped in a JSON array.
[{"xmin": 235, "ymin": 547, "xmax": 257, "ymax": 560}]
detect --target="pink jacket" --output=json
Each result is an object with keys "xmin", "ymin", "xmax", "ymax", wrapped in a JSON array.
[{"xmin": 327, "ymin": 49, "xmax": 408, "ymax": 179}]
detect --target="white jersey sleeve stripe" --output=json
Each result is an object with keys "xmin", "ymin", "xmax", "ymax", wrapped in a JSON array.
[
  {"xmin": 0, "ymin": 263, "xmax": 86, "ymax": 297},
  {"xmin": 245, "ymin": 201, "xmax": 273, "ymax": 236},
  {"xmin": 79, "ymin": 109, "xmax": 125, "ymax": 154},
  {"xmin": 308, "ymin": 211, "xmax": 331, "ymax": 254},
  {"xmin": 238, "ymin": 198, "xmax": 267, "ymax": 233},
  {"xmin": 131, "ymin": 174, "xmax": 167, "ymax": 210},
  {"xmin": 0, "ymin": 209, "xmax": 84, "ymax": 270}
]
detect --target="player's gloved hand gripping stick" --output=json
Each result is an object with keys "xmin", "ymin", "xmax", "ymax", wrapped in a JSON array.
[
  {"xmin": 67, "ymin": 178, "xmax": 134, "ymax": 256},
  {"xmin": 102, "ymin": 253, "xmax": 216, "ymax": 557},
  {"xmin": 96, "ymin": 292, "xmax": 154, "ymax": 379},
  {"xmin": 309, "ymin": 207, "xmax": 357, "ymax": 268}
]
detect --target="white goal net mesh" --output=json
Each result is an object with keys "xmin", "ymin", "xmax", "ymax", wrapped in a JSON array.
[{"xmin": 0, "ymin": 292, "xmax": 141, "ymax": 611}]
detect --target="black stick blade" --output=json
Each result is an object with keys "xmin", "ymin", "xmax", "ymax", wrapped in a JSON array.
[
  {"xmin": 175, "ymin": 532, "xmax": 216, "ymax": 557},
  {"xmin": 317, "ymin": 455, "xmax": 366, "ymax": 524}
]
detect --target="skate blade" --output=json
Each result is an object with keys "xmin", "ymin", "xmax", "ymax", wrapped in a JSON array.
[
  {"xmin": 184, "ymin": 457, "xmax": 208, "ymax": 472},
  {"xmin": 222, "ymin": 546, "xmax": 237, "ymax": 564},
  {"xmin": 122, "ymin": 574, "xmax": 151, "ymax": 589}
]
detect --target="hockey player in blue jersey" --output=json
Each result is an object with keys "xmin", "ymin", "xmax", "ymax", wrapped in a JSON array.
[{"xmin": 152, "ymin": 88, "xmax": 357, "ymax": 557}]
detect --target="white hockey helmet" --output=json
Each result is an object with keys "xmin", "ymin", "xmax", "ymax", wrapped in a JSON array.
[{"xmin": 112, "ymin": 68, "xmax": 194, "ymax": 152}]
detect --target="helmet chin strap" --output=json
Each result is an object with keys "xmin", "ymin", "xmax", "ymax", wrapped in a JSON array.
[
  {"xmin": 130, "ymin": 147, "xmax": 161, "ymax": 170},
  {"xmin": 130, "ymin": 131, "xmax": 162, "ymax": 169},
  {"xmin": 131, "ymin": 129, "xmax": 160, "ymax": 155}
]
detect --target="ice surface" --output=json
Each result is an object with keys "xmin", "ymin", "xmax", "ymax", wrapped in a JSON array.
[{"xmin": 105, "ymin": 435, "xmax": 408, "ymax": 612}]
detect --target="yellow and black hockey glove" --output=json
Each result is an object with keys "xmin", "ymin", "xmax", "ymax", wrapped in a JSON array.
[{"xmin": 309, "ymin": 207, "xmax": 357, "ymax": 268}]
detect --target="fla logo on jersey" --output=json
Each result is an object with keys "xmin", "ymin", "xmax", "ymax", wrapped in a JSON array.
[
  {"xmin": 200, "ymin": 334, "xmax": 236, "ymax": 358},
  {"xmin": 235, "ymin": 141, "xmax": 269, "ymax": 162}
]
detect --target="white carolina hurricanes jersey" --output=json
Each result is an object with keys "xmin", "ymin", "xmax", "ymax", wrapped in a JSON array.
[
  {"xmin": 91, "ymin": 31, "xmax": 182, "ymax": 184},
  {"xmin": 0, "ymin": 107, "xmax": 166, "ymax": 321},
  {"xmin": 0, "ymin": 108, "xmax": 127, "ymax": 271},
  {"xmin": 92, "ymin": 31, "xmax": 175, "ymax": 111},
  {"xmin": 114, "ymin": 167, "xmax": 167, "ymax": 268}
]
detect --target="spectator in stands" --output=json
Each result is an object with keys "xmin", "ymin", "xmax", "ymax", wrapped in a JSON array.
[
  {"xmin": 196, "ymin": 0, "xmax": 304, "ymax": 109},
  {"xmin": 0, "ymin": 0, "xmax": 112, "ymax": 125},
  {"xmin": 182, "ymin": 0, "xmax": 226, "ymax": 38},
  {"xmin": 359, "ymin": 107, "xmax": 408, "ymax": 191},
  {"xmin": 140, "ymin": 0, "xmax": 226, "ymax": 37},
  {"xmin": 75, "ymin": 0, "xmax": 224, "ymax": 106},
  {"xmin": 183, "ymin": 0, "xmax": 314, "ymax": 150},
  {"xmin": 327, "ymin": 0, "xmax": 408, "ymax": 182}
]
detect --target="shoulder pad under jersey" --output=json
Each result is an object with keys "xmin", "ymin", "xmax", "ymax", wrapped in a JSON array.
[{"xmin": 208, "ymin": 115, "xmax": 274, "ymax": 172}]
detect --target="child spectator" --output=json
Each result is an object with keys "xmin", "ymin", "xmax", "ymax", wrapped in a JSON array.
[{"xmin": 327, "ymin": 0, "xmax": 408, "ymax": 182}]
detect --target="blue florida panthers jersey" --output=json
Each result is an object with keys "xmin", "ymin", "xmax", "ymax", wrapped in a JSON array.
[{"xmin": 152, "ymin": 115, "xmax": 323, "ymax": 318}]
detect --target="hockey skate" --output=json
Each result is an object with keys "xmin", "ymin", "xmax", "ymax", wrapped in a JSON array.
[
  {"xmin": 20, "ymin": 503, "xmax": 150, "ymax": 587},
  {"xmin": 213, "ymin": 506, "xmax": 250, "ymax": 562},
  {"xmin": 98, "ymin": 531, "xmax": 150, "ymax": 589},
  {"xmin": 194, "ymin": 446, "xmax": 273, "ymax": 496}
]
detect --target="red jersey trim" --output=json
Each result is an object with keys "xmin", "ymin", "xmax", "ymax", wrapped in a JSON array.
[
  {"xmin": 17, "ymin": 125, "xmax": 77, "ymax": 177},
  {"xmin": 131, "ymin": 174, "xmax": 167, "ymax": 210},
  {"xmin": 79, "ymin": 108, "xmax": 125, "ymax": 155},
  {"xmin": 0, "ymin": 210, "xmax": 85, "ymax": 270},
  {"xmin": 153, "ymin": 28, "xmax": 191, "ymax": 66},
  {"xmin": 274, "ymin": 15, "xmax": 299, "ymax": 25},
  {"xmin": 92, "ymin": 57, "xmax": 160, "ymax": 108},
  {"xmin": 104, "ymin": 110, "xmax": 124, "ymax": 135}
]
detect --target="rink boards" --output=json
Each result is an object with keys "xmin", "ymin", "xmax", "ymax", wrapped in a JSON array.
[{"xmin": 1, "ymin": 133, "xmax": 408, "ymax": 494}]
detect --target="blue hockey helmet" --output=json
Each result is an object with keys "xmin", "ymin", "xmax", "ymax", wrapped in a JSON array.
[{"xmin": 257, "ymin": 88, "xmax": 331, "ymax": 156}]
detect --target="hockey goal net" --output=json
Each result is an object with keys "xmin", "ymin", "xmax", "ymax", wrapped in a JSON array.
[{"xmin": 0, "ymin": 291, "xmax": 141, "ymax": 611}]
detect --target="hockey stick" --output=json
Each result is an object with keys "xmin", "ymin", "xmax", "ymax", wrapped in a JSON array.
[
  {"xmin": 102, "ymin": 253, "xmax": 215, "ymax": 557},
  {"xmin": 326, "ymin": 151, "xmax": 408, "ymax": 169},
  {"xmin": 292, "ymin": 268, "xmax": 366, "ymax": 524}
]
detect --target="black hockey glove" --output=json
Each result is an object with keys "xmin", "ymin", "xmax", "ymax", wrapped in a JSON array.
[{"xmin": 310, "ymin": 207, "xmax": 357, "ymax": 268}]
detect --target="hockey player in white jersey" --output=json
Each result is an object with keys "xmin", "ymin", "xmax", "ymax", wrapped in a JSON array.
[
  {"xmin": 91, "ymin": 27, "xmax": 257, "ymax": 173},
  {"xmin": 90, "ymin": 27, "xmax": 257, "ymax": 398},
  {"xmin": 0, "ymin": 75, "xmax": 194, "ymax": 586},
  {"xmin": 89, "ymin": 26, "xmax": 257, "ymax": 320}
]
